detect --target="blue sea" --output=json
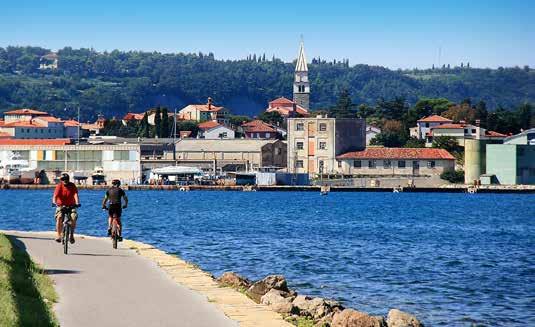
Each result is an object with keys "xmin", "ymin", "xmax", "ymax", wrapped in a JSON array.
[{"xmin": 1, "ymin": 190, "xmax": 534, "ymax": 326}]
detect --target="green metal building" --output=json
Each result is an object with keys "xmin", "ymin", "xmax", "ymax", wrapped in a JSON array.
[{"xmin": 485, "ymin": 129, "xmax": 535, "ymax": 185}]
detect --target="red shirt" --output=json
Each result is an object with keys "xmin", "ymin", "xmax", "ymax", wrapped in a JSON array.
[{"xmin": 54, "ymin": 182, "xmax": 78, "ymax": 206}]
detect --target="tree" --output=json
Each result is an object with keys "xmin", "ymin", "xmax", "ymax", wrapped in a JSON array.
[
  {"xmin": 330, "ymin": 89, "xmax": 356, "ymax": 118},
  {"xmin": 441, "ymin": 103, "xmax": 476, "ymax": 123},
  {"xmin": 376, "ymin": 97, "xmax": 408, "ymax": 121},
  {"xmin": 369, "ymin": 132, "xmax": 407, "ymax": 147},
  {"xmin": 258, "ymin": 111, "xmax": 283, "ymax": 126},
  {"xmin": 432, "ymin": 136, "xmax": 461, "ymax": 153},
  {"xmin": 138, "ymin": 113, "xmax": 150, "ymax": 138},
  {"xmin": 160, "ymin": 107, "xmax": 170, "ymax": 138},
  {"xmin": 440, "ymin": 170, "xmax": 464, "ymax": 183},
  {"xmin": 404, "ymin": 137, "xmax": 425, "ymax": 148},
  {"xmin": 153, "ymin": 107, "xmax": 162, "ymax": 138}
]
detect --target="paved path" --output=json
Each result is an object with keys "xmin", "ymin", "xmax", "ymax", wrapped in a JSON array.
[{"xmin": 4, "ymin": 231, "xmax": 237, "ymax": 327}]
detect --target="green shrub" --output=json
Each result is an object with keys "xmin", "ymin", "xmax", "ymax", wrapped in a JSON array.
[{"xmin": 440, "ymin": 170, "xmax": 465, "ymax": 183}]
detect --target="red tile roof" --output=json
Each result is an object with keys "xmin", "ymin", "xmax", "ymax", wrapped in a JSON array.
[
  {"xmin": 337, "ymin": 148, "xmax": 455, "ymax": 160},
  {"xmin": 123, "ymin": 112, "xmax": 145, "ymax": 121},
  {"xmin": 197, "ymin": 120, "xmax": 221, "ymax": 130},
  {"xmin": 63, "ymin": 120, "xmax": 81, "ymax": 127},
  {"xmin": 191, "ymin": 104, "xmax": 224, "ymax": 112},
  {"xmin": 242, "ymin": 120, "xmax": 276, "ymax": 133},
  {"xmin": 267, "ymin": 97, "xmax": 309, "ymax": 117},
  {"xmin": 417, "ymin": 115, "xmax": 453, "ymax": 123},
  {"xmin": 35, "ymin": 116, "xmax": 62, "ymax": 122},
  {"xmin": 431, "ymin": 123, "xmax": 471, "ymax": 129},
  {"xmin": 4, "ymin": 109, "xmax": 48, "ymax": 115},
  {"xmin": 0, "ymin": 139, "xmax": 71, "ymax": 145},
  {"xmin": 485, "ymin": 130, "xmax": 507, "ymax": 137},
  {"xmin": 0, "ymin": 120, "xmax": 47, "ymax": 128}
]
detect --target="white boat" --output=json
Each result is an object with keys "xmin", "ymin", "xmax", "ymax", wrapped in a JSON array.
[
  {"xmin": 0, "ymin": 151, "xmax": 32, "ymax": 183},
  {"xmin": 150, "ymin": 166, "xmax": 203, "ymax": 184}
]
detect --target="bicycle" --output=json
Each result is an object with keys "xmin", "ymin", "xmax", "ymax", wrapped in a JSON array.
[
  {"xmin": 103, "ymin": 206, "xmax": 123, "ymax": 249},
  {"xmin": 55, "ymin": 205, "xmax": 78, "ymax": 255}
]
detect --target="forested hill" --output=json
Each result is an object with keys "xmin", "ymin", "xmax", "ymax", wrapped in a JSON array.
[{"xmin": 0, "ymin": 46, "xmax": 534, "ymax": 120}]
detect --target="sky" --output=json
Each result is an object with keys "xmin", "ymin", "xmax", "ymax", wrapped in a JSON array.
[{"xmin": 1, "ymin": 0, "xmax": 534, "ymax": 69}]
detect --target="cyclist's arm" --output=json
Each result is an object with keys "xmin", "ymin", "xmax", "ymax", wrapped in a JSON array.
[
  {"xmin": 123, "ymin": 194, "xmax": 128, "ymax": 207},
  {"xmin": 102, "ymin": 193, "xmax": 109, "ymax": 208},
  {"xmin": 74, "ymin": 192, "xmax": 80, "ymax": 206}
]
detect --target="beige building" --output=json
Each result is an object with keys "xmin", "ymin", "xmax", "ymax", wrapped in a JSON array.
[
  {"xmin": 336, "ymin": 147, "xmax": 455, "ymax": 176},
  {"xmin": 287, "ymin": 117, "xmax": 365, "ymax": 175},
  {"xmin": 170, "ymin": 139, "xmax": 286, "ymax": 172},
  {"xmin": 178, "ymin": 98, "xmax": 230, "ymax": 124}
]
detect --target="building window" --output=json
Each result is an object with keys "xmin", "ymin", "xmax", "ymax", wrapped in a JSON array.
[
  {"xmin": 296, "ymin": 142, "xmax": 304, "ymax": 150},
  {"xmin": 265, "ymin": 133, "xmax": 270, "ymax": 138},
  {"xmin": 319, "ymin": 142, "xmax": 327, "ymax": 150},
  {"xmin": 471, "ymin": 129, "xmax": 476, "ymax": 134},
  {"xmin": 337, "ymin": 160, "xmax": 342, "ymax": 168},
  {"xmin": 296, "ymin": 123, "xmax": 304, "ymax": 131},
  {"xmin": 219, "ymin": 132, "xmax": 228, "ymax": 138},
  {"xmin": 398, "ymin": 160, "xmax": 406, "ymax": 168},
  {"xmin": 368, "ymin": 160, "xmax": 376, "ymax": 169},
  {"xmin": 384, "ymin": 160, "xmax": 392, "ymax": 169},
  {"xmin": 464, "ymin": 129, "xmax": 469, "ymax": 134},
  {"xmin": 319, "ymin": 123, "xmax": 327, "ymax": 131},
  {"xmin": 353, "ymin": 160, "xmax": 361, "ymax": 168},
  {"xmin": 425, "ymin": 123, "xmax": 429, "ymax": 128},
  {"xmin": 296, "ymin": 160, "xmax": 304, "ymax": 168},
  {"xmin": 114, "ymin": 150, "xmax": 130, "ymax": 161},
  {"xmin": 427, "ymin": 161, "xmax": 436, "ymax": 168}
]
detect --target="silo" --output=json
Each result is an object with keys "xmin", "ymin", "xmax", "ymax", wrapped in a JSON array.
[{"xmin": 464, "ymin": 139, "xmax": 486, "ymax": 184}]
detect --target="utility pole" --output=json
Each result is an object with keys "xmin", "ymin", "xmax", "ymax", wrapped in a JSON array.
[{"xmin": 173, "ymin": 107, "xmax": 177, "ymax": 162}]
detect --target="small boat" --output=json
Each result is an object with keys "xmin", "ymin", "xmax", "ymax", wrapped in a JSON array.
[
  {"xmin": 91, "ymin": 167, "xmax": 106, "ymax": 185},
  {"xmin": 320, "ymin": 185, "xmax": 330, "ymax": 195}
]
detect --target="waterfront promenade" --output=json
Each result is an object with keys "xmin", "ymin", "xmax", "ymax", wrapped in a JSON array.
[{"xmin": 3, "ymin": 231, "xmax": 291, "ymax": 327}]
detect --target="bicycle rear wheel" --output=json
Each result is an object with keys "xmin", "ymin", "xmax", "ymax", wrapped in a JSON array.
[
  {"xmin": 63, "ymin": 224, "xmax": 70, "ymax": 254},
  {"xmin": 112, "ymin": 222, "xmax": 118, "ymax": 249}
]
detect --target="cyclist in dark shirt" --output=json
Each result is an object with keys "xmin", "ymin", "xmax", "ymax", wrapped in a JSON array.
[{"xmin": 102, "ymin": 179, "xmax": 128, "ymax": 240}]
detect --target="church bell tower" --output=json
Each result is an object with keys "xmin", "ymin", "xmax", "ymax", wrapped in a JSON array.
[{"xmin": 293, "ymin": 41, "xmax": 310, "ymax": 110}]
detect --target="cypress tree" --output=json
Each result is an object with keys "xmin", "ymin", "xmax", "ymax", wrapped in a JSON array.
[
  {"xmin": 138, "ymin": 113, "xmax": 150, "ymax": 138},
  {"xmin": 154, "ymin": 107, "xmax": 162, "ymax": 138},
  {"xmin": 161, "ymin": 107, "xmax": 170, "ymax": 138}
]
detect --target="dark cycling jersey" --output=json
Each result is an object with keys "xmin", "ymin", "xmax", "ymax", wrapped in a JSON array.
[{"xmin": 106, "ymin": 186, "xmax": 125, "ymax": 205}]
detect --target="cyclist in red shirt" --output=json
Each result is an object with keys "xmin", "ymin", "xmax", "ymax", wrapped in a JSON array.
[{"xmin": 52, "ymin": 173, "xmax": 81, "ymax": 243}]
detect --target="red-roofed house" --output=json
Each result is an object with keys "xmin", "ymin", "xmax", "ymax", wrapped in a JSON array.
[
  {"xmin": 3, "ymin": 109, "xmax": 49, "ymax": 123},
  {"xmin": 265, "ymin": 97, "xmax": 309, "ymax": 118},
  {"xmin": 427, "ymin": 122, "xmax": 507, "ymax": 147},
  {"xmin": 178, "ymin": 98, "xmax": 230, "ymax": 124},
  {"xmin": 242, "ymin": 120, "xmax": 278, "ymax": 139},
  {"xmin": 0, "ymin": 109, "xmax": 83, "ymax": 139},
  {"xmin": 122, "ymin": 112, "xmax": 145, "ymax": 125},
  {"xmin": 336, "ymin": 147, "xmax": 455, "ymax": 176},
  {"xmin": 411, "ymin": 115, "xmax": 453, "ymax": 140},
  {"xmin": 197, "ymin": 120, "xmax": 235, "ymax": 139}
]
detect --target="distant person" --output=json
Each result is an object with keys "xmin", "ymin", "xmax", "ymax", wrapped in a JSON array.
[
  {"xmin": 52, "ymin": 173, "xmax": 81, "ymax": 243},
  {"xmin": 102, "ymin": 179, "xmax": 128, "ymax": 241}
]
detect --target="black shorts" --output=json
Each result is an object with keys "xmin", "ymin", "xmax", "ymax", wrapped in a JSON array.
[{"xmin": 108, "ymin": 204, "xmax": 122, "ymax": 218}]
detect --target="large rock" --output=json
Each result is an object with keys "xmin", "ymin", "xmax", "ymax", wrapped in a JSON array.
[
  {"xmin": 386, "ymin": 309, "xmax": 423, "ymax": 327},
  {"xmin": 216, "ymin": 272, "xmax": 251, "ymax": 289},
  {"xmin": 292, "ymin": 295, "xmax": 339, "ymax": 320},
  {"xmin": 261, "ymin": 289, "xmax": 297, "ymax": 315},
  {"xmin": 246, "ymin": 275, "xmax": 289, "ymax": 303},
  {"xmin": 331, "ymin": 309, "xmax": 386, "ymax": 327}
]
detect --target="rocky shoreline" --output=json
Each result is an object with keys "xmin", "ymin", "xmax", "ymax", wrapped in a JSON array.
[{"xmin": 216, "ymin": 272, "xmax": 423, "ymax": 327}]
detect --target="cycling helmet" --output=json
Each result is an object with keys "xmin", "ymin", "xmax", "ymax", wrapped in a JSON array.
[
  {"xmin": 112, "ymin": 179, "xmax": 121, "ymax": 187},
  {"xmin": 60, "ymin": 173, "xmax": 70, "ymax": 182}
]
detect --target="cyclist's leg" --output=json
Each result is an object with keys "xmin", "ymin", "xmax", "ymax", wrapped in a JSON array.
[
  {"xmin": 55, "ymin": 208, "xmax": 62, "ymax": 239},
  {"xmin": 69, "ymin": 209, "xmax": 78, "ymax": 242}
]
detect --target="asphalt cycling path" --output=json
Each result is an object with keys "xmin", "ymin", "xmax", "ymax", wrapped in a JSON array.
[{"xmin": 5, "ymin": 231, "xmax": 237, "ymax": 327}]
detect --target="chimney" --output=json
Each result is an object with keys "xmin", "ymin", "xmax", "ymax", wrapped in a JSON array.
[
  {"xmin": 460, "ymin": 120, "xmax": 466, "ymax": 124},
  {"xmin": 207, "ymin": 97, "xmax": 213, "ymax": 110}
]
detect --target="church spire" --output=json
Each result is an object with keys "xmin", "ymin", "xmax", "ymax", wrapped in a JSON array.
[
  {"xmin": 295, "ymin": 41, "xmax": 308, "ymax": 72},
  {"xmin": 293, "ymin": 39, "xmax": 310, "ymax": 110}
]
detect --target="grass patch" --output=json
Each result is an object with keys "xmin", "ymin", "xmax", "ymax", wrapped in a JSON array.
[
  {"xmin": 0, "ymin": 234, "xmax": 59, "ymax": 326},
  {"xmin": 285, "ymin": 316, "xmax": 317, "ymax": 327}
]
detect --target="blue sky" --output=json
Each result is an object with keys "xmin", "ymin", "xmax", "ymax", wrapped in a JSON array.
[{"xmin": 1, "ymin": 0, "xmax": 534, "ymax": 69}]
